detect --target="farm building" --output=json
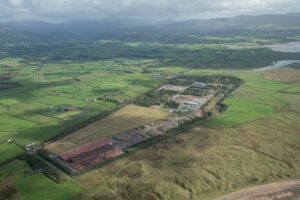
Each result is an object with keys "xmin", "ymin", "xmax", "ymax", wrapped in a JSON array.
[
  {"xmin": 59, "ymin": 138, "xmax": 113, "ymax": 161},
  {"xmin": 112, "ymin": 129, "xmax": 153, "ymax": 149},
  {"xmin": 57, "ymin": 138, "xmax": 123, "ymax": 171},
  {"xmin": 62, "ymin": 144, "xmax": 123, "ymax": 170},
  {"xmin": 47, "ymin": 105, "xmax": 79, "ymax": 113},
  {"xmin": 153, "ymin": 119, "xmax": 179, "ymax": 133},
  {"xmin": 172, "ymin": 95, "xmax": 208, "ymax": 111},
  {"xmin": 111, "ymin": 129, "xmax": 140, "ymax": 142},
  {"xmin": 194, "ymin": 110, "xmax": 205, "ymax": 118},
  {"xmin": 192, "ymin": 82, "xmax": 206, "ymax": 88},
  {"xmin": 156, "ymin": 84, "xmax": 188, "ymax": 93},
  {"xmin": 181, "ymin": 101, "xmax": 203, "ymax": 111},
  {"xmin": 172, "ymin": 95, "xmax": 207, "ymax": 105}
]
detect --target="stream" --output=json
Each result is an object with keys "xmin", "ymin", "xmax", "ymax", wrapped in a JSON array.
[{"xmin": 254, "ymin": 60, "xmax": 300, "ymax": 71}]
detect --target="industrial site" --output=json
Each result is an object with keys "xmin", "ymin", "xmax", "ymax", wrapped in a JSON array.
[
  {"xmin": 40, "ymin": 75, "xmax": 243, "ymax": 174},
  {"xmin": 1, "ymin": 8, "xmax": 300, "ymax": 199}
]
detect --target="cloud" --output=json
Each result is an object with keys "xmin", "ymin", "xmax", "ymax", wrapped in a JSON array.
[
  {"xmin": 0, "ymin": 0, "xmax": 300, "ymax": 22},
  {"xmin": 8, "ymin": 0, "xmax": 24, "ymax": 7}
]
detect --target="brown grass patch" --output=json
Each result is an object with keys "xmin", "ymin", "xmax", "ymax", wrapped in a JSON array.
[
  {"xmin": 215, "ymin": 181, "xmax": 300, "ymax": 200},
  {"xmin": 46, "ymin": 104, "xmax": 170, "ymax": 154},
  {"xmin": 263, "ymin": 68, "xmax": 300, "ymax": 83}
]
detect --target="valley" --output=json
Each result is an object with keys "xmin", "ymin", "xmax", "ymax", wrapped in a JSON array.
[{"xmin": 0, "ymin": 13, "xmax": 299, "ymax": 200}]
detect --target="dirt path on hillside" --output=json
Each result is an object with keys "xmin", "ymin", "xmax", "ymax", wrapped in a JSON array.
[{"xmin": 215, "ymin": 181, "xmax": 300, "ymax": 200}]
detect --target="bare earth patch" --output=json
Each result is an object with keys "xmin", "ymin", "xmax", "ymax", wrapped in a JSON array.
[{"xmin": 215, "ymin": 181, "xmax": 300, "ymax": 200}]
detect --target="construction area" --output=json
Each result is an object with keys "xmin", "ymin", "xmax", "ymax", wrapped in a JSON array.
[{"xmin": 40, "ymin": 75, "xmax": 243, "ymax": 174}]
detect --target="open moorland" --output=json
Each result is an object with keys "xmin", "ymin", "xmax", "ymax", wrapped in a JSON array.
[
  {"xmin": 0, "ymin": 24, "xmax": 299, "ymax": 199},
  {"xmin": 72, "ymin": 67, "xmax": 300, "ymax": 200}
]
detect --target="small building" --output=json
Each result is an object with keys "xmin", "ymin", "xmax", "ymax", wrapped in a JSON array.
[
  {"xmin": 194, "ymin": 110, "xmax": 205, "ymax": 118},
  {"xmin": 184, "ymin": 101, "xmax": 199, "ymax": 106},
  {"xmin": 112, "ymin": 130, "xmax": 150, "ymax": 150},
  {"xmin": 156, "ymin": 84, "xmax": 188, "ymax": 93},
  {"xmin": 192, "ymin": 82, "xmax": 206, "ymax": 88}
]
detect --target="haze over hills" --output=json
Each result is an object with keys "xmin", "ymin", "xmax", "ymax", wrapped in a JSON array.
[{"xmin": 1, "ymin": 13, "xmax": 300, "ymax": 39}]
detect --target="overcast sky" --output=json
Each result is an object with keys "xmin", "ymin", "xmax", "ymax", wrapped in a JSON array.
[{"xmin": 1, "ymin": 0, "xmax": 299, "ymax": 22}]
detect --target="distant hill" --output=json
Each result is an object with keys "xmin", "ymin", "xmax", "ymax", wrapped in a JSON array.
[
  {"xmin": 1, "ymin": 19, "xmax": 165, "ymax": 35},
  {"xmin": 230, "ymin": 13, "xmax": 300, "ymax": 26},
  {"xmin": 0, "ymin": 13, "xmax": 300, "ymax": 40},
  {"xmin": 162, "ymin": 13, "xmax": 300, "ymax": 33}
]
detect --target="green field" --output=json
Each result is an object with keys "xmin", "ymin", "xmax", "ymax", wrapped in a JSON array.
[
  {"xmin": 0, "ymin": 160, "xmax": 82, "ymax": 200},
  {"xmin": 0, "ymin": 59, "xmax": 162, "ymax": 144},
  {"xmin": 72, "ymin": 68, "xmax": 300, "ymax": 200},
  {"xmin": 0, "ymin": 57, "xmax": 167, "ymax": 199},
  {"xmin": 208, "ymin": 73, "xmax": 292, "ymax": 127},
  {"xmin": 0, "ymin": 115, "xmax": 37, "ymax": 132},
  {"xmin": 0, "ymin": 34, "xmax": 299, "ymax": 200}
]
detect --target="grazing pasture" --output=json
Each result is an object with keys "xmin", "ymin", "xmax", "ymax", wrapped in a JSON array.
[
  {"xmin": 0, "ymin": 58, "xmax": 165, "ymax": 199},
  {"xmin": 0, "ymin": 160, "xmax": 82, "ymax": 200},
  {"xmin": 0, "ymin": 59, "xmax": 162, "ymax": 144},
  {"xmin": 0, "ymin": 33, "xmax": 299, "ymax": 200},
  {"xmin": 0, "ymin": 115, "xmax": 37, "ymax": 132}
]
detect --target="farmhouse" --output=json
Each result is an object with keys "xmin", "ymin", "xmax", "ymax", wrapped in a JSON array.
[{"xmin": 47, "ymin": 105, "xmax": 79, "ymax": 113}]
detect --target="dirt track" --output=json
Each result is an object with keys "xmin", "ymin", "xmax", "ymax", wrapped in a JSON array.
[{"xmin": 215, "ymin": 181, "xmax": 300, "ymax": 200}]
